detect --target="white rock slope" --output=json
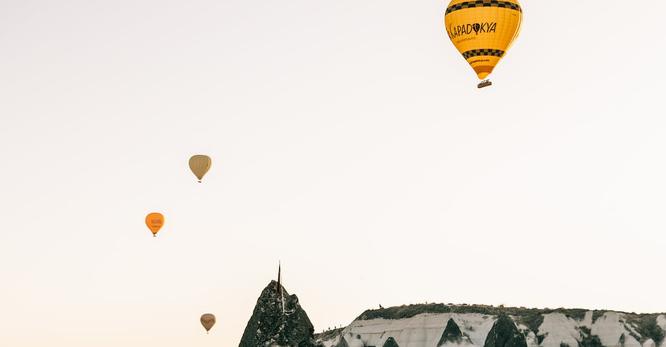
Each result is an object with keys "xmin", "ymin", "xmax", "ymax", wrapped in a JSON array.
[{"xmin": 316, "ymin": 306, "xmax": 666, "ymax": 347}]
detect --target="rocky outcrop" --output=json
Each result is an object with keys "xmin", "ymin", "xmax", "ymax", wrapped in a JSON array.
[
  {"xmin": 314, "ymin": 304, "xmax": 666, "ymax": 347},
  {"xmin": 314, "ymin": 328, "xmax": 344, "ymax": 347},
  {"xmin": 337, "ymin": 336, "xmax": 350, "ymax": 347},
  {"xmin": 438, "ymin": 318, "xmax": 473, "ymax": 346},
  {"xmin": 383, "ymin": 337, "xmax": 400, "ymax": 347},
  {"xmin": 239, "ymin": 280, "xmax": 318, "ymax": 347},
  {"xmin": 339, "ymin": 333, "xmax": 365, "ymax": 347},
  {"xmin": 484, "ymin": 314, "xmax": 528, "ymax": 347}
]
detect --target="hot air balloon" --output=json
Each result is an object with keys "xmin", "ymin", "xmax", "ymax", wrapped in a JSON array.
[
  {"xmin": 444, "ymin": 0, "xmax": 523, "ymax": 88},
  {"xmin": 145, "ymin": 212, "xmax": 164, "ymax": 237},
  {"xmin": 189, "ymin": 155, "xmax": 212, "ymax": 183},
  {"xmin": 200, "ymin": 313, "xmax": 216, "ymax": 333}
]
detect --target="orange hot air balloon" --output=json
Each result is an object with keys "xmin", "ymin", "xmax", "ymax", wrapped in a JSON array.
[
  {"xmin": 444, "ymin": 0, "xmax": 523, "ymax": 88},
  {"xmin": 145, "ymin": 212, "xmax": 164, "ymax": 237}
]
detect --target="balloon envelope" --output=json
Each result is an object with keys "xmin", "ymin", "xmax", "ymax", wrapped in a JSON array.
[
  {"xmin": 200, "ymin": 313, "xmax": 216, "ymax": 332},
  {"xmin": 145, "ymin": 212, "xmax": 164, "ymax": 237},
  {"xmin": 444, "ymin": 0, "xmax": 522, "ymax": 81},
  {"xmin": 189, "ymin": 155, "xmax": 212, "ymax": 182}
]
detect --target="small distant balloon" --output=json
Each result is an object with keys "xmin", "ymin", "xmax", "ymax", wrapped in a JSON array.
[
  {"xmin": 200, "ymin": 313, "xmax": 216, "ymax": 333},
  {"xmin": 145, "ymin": 212, "xmax": 164, "ymax": 237},
  {"xmin": 189, "ymin": 155, "xmax": 212, "ymax": 183}
]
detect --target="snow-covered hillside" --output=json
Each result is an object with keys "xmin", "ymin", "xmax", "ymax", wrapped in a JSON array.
[{"xmin": 316, "ymin": 305, "xmax": 666, "ymax": 347}]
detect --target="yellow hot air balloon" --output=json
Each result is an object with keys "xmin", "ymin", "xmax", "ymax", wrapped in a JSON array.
[
  {"xmin": 444, "ymin": 0, "xmax": 523, "ymax": 88},
  {"xmin": 189, "ymin": 155, "xmax": 212, "ymax": 183},
  {"xmin": 200, "ymin": 313, "xmax": 216, "ymax": 333},
  {"xmin": 145, "ymin": 212, "xmax": 164, "ymax": 237}
]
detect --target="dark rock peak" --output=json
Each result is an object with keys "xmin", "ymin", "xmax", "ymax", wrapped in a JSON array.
[
  {"xmin": 239, "ymin": 281, "xmax": 317, "ymax": 347},
  {"xmin": 484, "ymin": 314, "xmax": 527, "ymax": 347},
  {"xmin": 383, "ymin": 336, "xmax": 400, "ymax": 347},
  {"xmin": 438, "ymin": 318, "xmax": 471, "ymax": 346}
]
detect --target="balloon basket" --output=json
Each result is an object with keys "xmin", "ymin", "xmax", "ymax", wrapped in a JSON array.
[{"xmin": 477, "ymin": 80, "xmax": 492, "ymax": 89}]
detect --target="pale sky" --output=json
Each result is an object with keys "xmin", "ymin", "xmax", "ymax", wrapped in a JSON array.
[{"xmin": 1, "ymin": 0, "xmax": 665, "ymax": 346}]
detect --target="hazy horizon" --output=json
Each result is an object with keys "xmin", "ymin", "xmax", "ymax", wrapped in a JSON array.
[{"xmin": 1, "ymin": 0, "xmax": 666, "ymax": 346}]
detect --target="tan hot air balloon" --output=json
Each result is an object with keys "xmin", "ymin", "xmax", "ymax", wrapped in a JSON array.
[
  {"xmin": 145, "ymin": 212, "xmax": 164, "ymax": 237},
  {"xmin": 444, "ymin": 0, "xmax": 523, "ymax": 88},
  {"xmin": 200, "ymin": 313, "xmax": 216, "ymax": 333},
  {"xmin": 189, "ymin": 155, "xmax": 212, "ymax": 183}
]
